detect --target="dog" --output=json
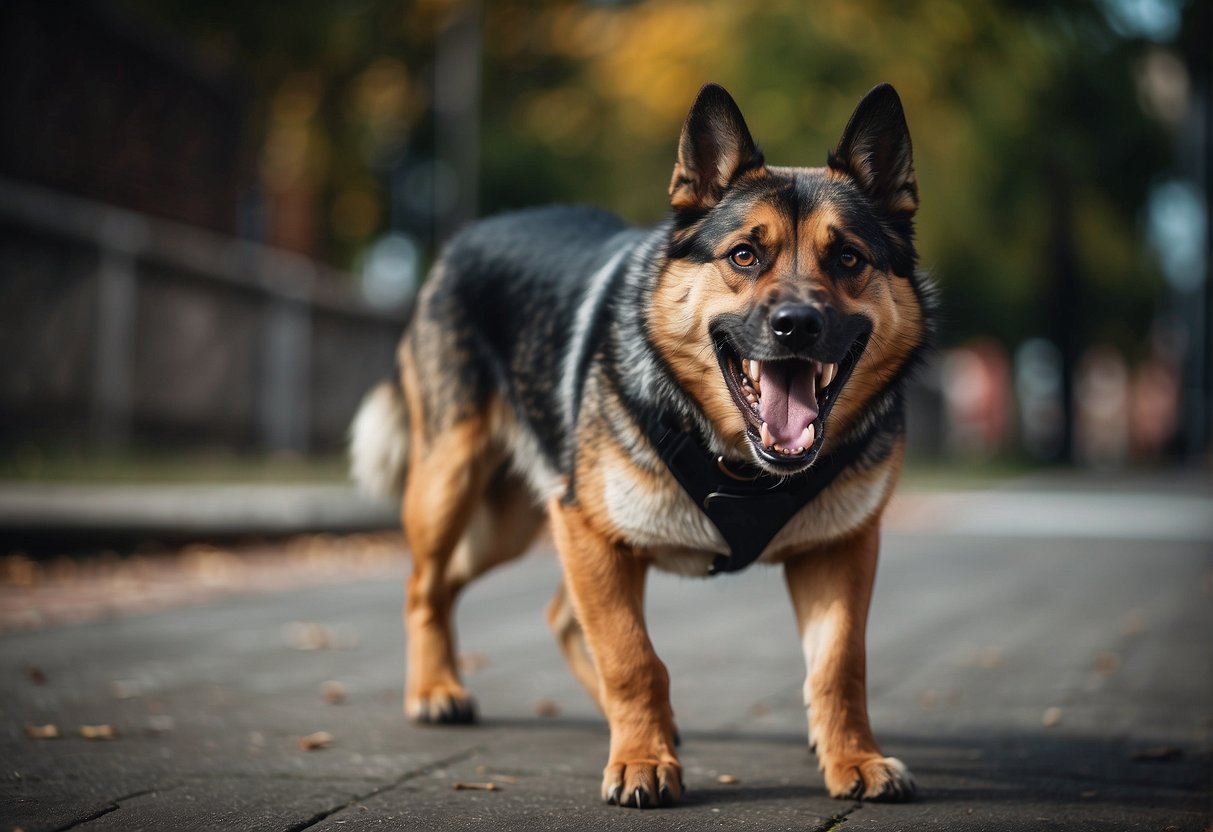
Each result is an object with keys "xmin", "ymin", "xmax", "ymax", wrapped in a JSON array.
[{"xmin": 350, "ymin": 82, "xmax": 933, "ymax": 808}]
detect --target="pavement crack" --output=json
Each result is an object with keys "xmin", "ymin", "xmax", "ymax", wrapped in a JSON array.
[
  {"xmin": 50, "ymin": 787, "xmax": 165, "ymax": 832},
  {"xmin": 283, "ymin": 747, "xmax": 481, "ymax": 832},
  {"xmin": 810, "ymin": 801, "xmax": 861, "ymax": 832}
]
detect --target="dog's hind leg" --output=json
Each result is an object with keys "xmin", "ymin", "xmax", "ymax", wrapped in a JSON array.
[
  {"xmin": 401, "ymin": 415, "xmax": 493, "ymax": 724},
  {"xmin": 546, "ymin": 581, "xmax": 602, "ymax": 710},
  {"xmin": 403, "ymin": 420, "xmax": 545, "ymax": 725},
  {"xmin": 445, "ymin": 467, "xmax": 545, "ymax": 600}
]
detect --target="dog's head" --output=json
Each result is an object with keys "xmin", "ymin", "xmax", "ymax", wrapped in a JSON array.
[{"xmin": 651, "ymin": 83, "xmax": 930, "ymax": 475}]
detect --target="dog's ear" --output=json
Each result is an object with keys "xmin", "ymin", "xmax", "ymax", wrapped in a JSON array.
[
  {"xmin": 669, "ymin": 84, "xmax": 764, "ymax": 213},
  {"xmin": 829, "ymin": 84, "xmax": 918, "ymax": 218}
]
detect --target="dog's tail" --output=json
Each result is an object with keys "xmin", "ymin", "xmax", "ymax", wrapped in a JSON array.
[{"xmin": 349, "ymin": 380, "xmax": 409, "ymax": 499}]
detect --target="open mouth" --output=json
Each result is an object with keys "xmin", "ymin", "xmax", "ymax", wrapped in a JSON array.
[{"xmin": 715, "ymin": 337, "xmax": 865, "ymax": 470}]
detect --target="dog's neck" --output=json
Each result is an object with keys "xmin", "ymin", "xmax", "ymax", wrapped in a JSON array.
[{"xmin": 637, "ymin": 405, "xmax": 882, "ymax": 575}]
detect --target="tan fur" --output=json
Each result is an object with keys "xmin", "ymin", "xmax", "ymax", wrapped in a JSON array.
[
  {"xmin": 784, "ymin": 510, "xmax": 913, "ymax": 799},
  {"xmin": 549, "ymin": 497, "xmax": 683, "ymax": 805},
  {"xmin": 383, "ymin": 85, "xmax": 925, "ymax": 807},
  {"xmin": 546, "ymin": 582, "xmax": 602, "ymax": 710},
  {"xmin": 398, "ymin": 344, "xmax": 545, "ymax": 720}
]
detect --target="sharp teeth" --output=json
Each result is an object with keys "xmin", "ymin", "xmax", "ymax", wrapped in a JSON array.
[
  {"xmin": 818, "ymin": 362, "xmax": 837, "ymax": 391},
  {"xmin": 760, "ymin": 421, "xmax": 773, "ymax": 449},
  {"xmin": 802, "ymin": 423, "xmax": 816, "ymax": 449},
  {"xmin": 750, "ymin": 359, "xmax": 762, "ymax": 384}
]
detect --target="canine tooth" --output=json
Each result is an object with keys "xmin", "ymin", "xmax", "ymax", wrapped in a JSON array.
[
  {"xmin": 750, "ymin": 359, "xmax": 762, "ymax": 383},
  {"xmin": 760, "ymin": 422, "xmax": 773, "ymax": 449},
  {"xmin": 818, "ymin": 362, "xmax": 837, "ymax": 390},
  {"xmin": 803, "ymin": 423, "xmax": 816, "ymax": 449}
]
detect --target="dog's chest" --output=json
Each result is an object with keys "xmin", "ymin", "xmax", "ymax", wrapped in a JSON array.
[{"xmin": 598, "ymin": 458, "xmax": 893, "ymax": 576}]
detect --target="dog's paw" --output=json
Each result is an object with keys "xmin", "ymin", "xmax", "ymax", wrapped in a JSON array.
[
  {"xmin": 406, "ymin": 684, "xmax": 477, "ymax": 725},
  {"xmin": 601, "ymin": 761, "xmax": 683, "ymax": 809},
  {"xmin": 826, "ymin": 755, "xmax": 915, "ymax": 802}
]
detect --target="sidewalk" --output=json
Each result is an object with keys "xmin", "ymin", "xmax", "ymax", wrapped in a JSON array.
[{"xmin": 1, "ymin": 473, "xmax": 1210, "ymax": 830}]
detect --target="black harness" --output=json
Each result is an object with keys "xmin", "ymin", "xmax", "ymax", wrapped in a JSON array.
[
  {"xmin": 566, "ymin": 243, "xmax": 873, "ymax": 574},
  {"xmin": 641, "ymin": 412, "xmax": 869, "ymax": 575}
]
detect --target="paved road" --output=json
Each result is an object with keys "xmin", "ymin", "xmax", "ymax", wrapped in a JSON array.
[{"xmin": 1, "ymin": 475, "xmax": 1210, "ymax": 830}]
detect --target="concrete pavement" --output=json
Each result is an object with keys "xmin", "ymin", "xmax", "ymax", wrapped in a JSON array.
[{"xmin": 1, "ymin": 474, "xmax": 1210, "ymax": 830}]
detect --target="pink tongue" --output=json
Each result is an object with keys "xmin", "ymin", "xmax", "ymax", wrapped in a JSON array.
[{"xmin": 758, "ymin": 361, "xmax": 819, "ymax": 447}]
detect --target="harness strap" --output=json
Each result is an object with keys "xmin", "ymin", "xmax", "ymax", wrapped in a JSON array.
[{"xmin": 643, "ymin": 413, "xmax": 869, "ymax": 574}]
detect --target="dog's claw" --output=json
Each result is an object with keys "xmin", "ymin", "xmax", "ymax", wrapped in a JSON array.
[
  {"xmin": 606, "ymin": 785, "xmax": 622, "ymax": 805},
  {"xmin": 828, "ymin": 756, "xmax": 917, "ymax": 803},
  {"xmin": 633, "ymin": 788, "xmax": 649, "ymax": 809}
]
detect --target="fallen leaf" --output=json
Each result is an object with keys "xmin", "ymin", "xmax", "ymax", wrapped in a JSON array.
[
  {"xmin": 534, "ymin": 699, "xmax": 561, "ymax": 718},
  {"xmin": 717, "ymin": 774, "xmax": 739, "ymax": 785},
  {"xmin": 490, "ymin": 774, "xmax": 519, "ymax": 785},
  {"xmin": 24, "ymin": 724, "xmax": 59, "ymax": 739},
  {"xmin": 453, "ymin": 782, "xmax": 498, "ymax": 791},
  {"xmin": 320, "ymin": 680, "xmax": 347, "ymax": 705},
  {"xmin": 298, "ymin": 731, "xmax": 334, "ymax": 751},
  {"xmin": 80, "ymin": 724, "xmax": 118, "ymax": 740}
]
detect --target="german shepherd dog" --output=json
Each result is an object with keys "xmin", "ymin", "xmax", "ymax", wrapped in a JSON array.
[{"xmin": 350, "ymin": 82, "xmax": 932, "ymax": 808}]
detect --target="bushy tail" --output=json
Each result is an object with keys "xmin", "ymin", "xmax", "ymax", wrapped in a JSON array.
[{"xmin": 349, "ymin": 381, "xmax": 409, "ymax": 499}]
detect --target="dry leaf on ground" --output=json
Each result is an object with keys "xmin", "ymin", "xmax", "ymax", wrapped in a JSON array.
[
  {"xmin": 298, "ymin": 730, "xmax": 334, "ymax": 750},
  {"xmin": 80, "ymin": 724, "xmax": 118, "ymax": 740},
  {"xmin": 453, "ymin": 782, "xmax": 498, "ymax": 791},
  {"xmin": 534, "ymin": 699, "xmax": 561, "ymax": 718},
  {"xmin": 320, "ymin": 680, "xmax": 347, "ymax": 704}
]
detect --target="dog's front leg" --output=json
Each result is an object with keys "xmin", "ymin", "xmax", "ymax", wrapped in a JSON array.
[
  {"xmin": 784, "ymin": 518, "xmax": 916, "ymax": 801},
  {"xmin": 549, "ymin": 498, "xmax": 682, "ymax": 809}
]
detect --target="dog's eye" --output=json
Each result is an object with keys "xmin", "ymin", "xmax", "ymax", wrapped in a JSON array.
[
  {"xmin": 838, "ymin": 247, "xmax": 864, "ymax": 270},
  {"xmin": 729, "ymin": 246, "xmax": 759, "ymax": 269}
]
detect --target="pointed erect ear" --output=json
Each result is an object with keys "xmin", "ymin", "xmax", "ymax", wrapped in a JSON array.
[
  {"xmin": 669, "ymin": 84, "xmax": 765, "ymax": 213},
  {"xmin": 829, "ymin": 83, "xmax": 918, "ymax": 217}
]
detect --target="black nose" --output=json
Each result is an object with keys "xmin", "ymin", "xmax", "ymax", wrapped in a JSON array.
[{"xmin": 769, "ymin": 304, "xmax": 823, "ymax": 351}]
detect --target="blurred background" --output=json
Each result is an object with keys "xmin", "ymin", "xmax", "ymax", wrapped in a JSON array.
[{"xmin": 0, "ymin": 0, "xmax": 1209, "ymax": 487}]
